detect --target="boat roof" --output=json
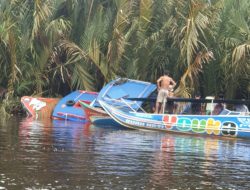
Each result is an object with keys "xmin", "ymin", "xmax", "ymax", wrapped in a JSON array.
[{"xmin": 92, "ymin": 78, "xmax": 156, "ymax": 110}]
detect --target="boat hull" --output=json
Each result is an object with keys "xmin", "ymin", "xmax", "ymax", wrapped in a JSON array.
[
  {"xmin": 21, "ymin": 96, "xmax": 59, "ymax": 119},
  {"xmin": 52, "ymin": 91, "xmax": 98, "ymax": 122},
  {"xmin": 100, "ymin": 100, "xmax": 250, "ymax": 139},
  {"xmin": 79, "ymin": 78, "xmax": 157, "ymax": 125},
  {"xmin": 80, "ymin": 100, "xmax": 123, "ymax": 127},
  {"xmin": 90, "ymin": 115, "xmax": 124, "ymax": 127},
  {"xmin": 79, "ymin": 101, "xmax": 107, "ymax": 120}
]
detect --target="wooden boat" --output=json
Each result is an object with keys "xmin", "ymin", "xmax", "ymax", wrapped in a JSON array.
[
  {"xmin": 52, "ymin": 90, "xmax": 98, "ymax": 122},
  {"xmin": 79, "ymin": 100, "xmax": 107, "ymax": 121},
  {"xmin": 79, "ymin": 100, "xmax": 113, "ymax": 124},
  {"xmin": 80, "ymin": 77, "xmax": 157, "ymax": 125},
  {"xmin": 90, "ymin": 115, "xmax": 125, "ymax": 127},
  {"xmin": 99, "ymin": 100, "xmax": 250, "ymax": 139},
  {"xmin": 21, "ymin": 96, "xmax": 59, "ymax": 119}
]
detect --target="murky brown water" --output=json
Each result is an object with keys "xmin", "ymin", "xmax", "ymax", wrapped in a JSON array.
[{"xmin": 0, "ymin": 117, "xmax": 250, "ymax": 190}]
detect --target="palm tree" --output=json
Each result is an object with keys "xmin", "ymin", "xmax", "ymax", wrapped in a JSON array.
[
  {"xmin": 0, "ymin": 0, "xmax": 249, "ymax": 116},
  {"xmin": 58, "ymin": 0, "xmax": 136, "ymax": 91},
  {"xmin": 204, "ymin": 0, "xmax": 250, "ymax": 99},
  {"xmin": 0, "ymin": 1, "xmax": 21, "ymax": 99}
]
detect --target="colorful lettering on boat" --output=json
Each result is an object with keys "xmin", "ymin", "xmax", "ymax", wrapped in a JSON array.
[
  {"xmin": 145, "ymin": 122, "xmax": 162, "ymax": 129},
  {"xmin": 192, "ymin": 119, "xmax": 206, "ymax": 133},
  {"xmin": 238, "ymin": 118, "xmax": 250, "ymax": 126},
  {"xmin": 125, "ymin": 119, "xmax": 145, "ymax": 127},
  {"xmin": 206, "ymin": 118, "xmax": 221, "ymax": 135},
  {"xmin": 162, "ymin": 116, "xmax": 241, "ymax": 136},
  {"xmin": 221, "ymin": 122, "xmax": 237, "ymax": 136},
  {"xmin": 29, "ymin": 98, "xmax": 46, "ymax": 111},
  {"xmin": 163, "ymin": 115, "xmax": 177, "ymax": 129},
  {"xmin": 176, "ymin": 118, "xmax": 192, "ymax": 131},
  {"xmin": 125, "ymin": 118, "xmax": 166, "ymax": 129},
  {"xmin": 239, "ymin": 123, "xmax": 250, "ymax": 129}
]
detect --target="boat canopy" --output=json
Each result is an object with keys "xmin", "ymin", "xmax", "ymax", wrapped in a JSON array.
[{"xmin": 92, "ymin": 78, "xmax": 157, "ymax": 110}]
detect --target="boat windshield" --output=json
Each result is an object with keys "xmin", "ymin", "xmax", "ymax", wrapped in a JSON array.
[
  {"xmin": 220, "ymin": 109, "xmax": 249, "ymax": 115},
  {"xmin": 159, "ymin": 101, "xmax": 249, "ymax": 116}
]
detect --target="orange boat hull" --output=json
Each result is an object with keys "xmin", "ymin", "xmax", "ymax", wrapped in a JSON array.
[{"xmin": 21, "ymin": 96, "xmax": 59, "ymax": 119}]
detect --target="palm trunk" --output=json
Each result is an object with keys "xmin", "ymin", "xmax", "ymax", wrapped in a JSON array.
[{"xmin": 6, "ymin": 31, "xmax": 17, "ymax": 99}]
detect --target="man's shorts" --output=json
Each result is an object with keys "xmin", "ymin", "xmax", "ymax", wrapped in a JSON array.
[{"xmin": 156, "ymin": 89, "xmax": 169, "ymax": 103}]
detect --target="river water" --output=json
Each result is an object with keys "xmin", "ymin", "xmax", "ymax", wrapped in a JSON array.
[{"xmin": 0, "ymin": 117, "xmax": 250, "ymax": 190}]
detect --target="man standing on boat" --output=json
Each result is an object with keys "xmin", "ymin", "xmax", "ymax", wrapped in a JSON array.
[{"xmin": 155, "ymin": 70, "xmax": 176, "ymax": 114}]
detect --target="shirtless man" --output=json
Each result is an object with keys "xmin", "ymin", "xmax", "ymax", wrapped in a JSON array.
[{"xmin": 155, "ymin": 71, "xmax": 176, "ymax": 114}]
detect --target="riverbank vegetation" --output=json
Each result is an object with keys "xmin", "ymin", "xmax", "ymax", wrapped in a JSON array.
[{"xmin": 0, "ymin": 0, "xmax": 249, "ymax": 116}]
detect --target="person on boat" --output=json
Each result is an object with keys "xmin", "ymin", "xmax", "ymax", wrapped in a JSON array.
[
  {"xmin": 235, "ymin": 100, "xmax": 249, "ymax": 113},
  {"xmin": 233, "ymin": 92, "xmax": 249, "ymax": 113},
  {"xmin": 182, "ymin": 93, "xmax": 202, "ymax": 114},
  {"xmin": 212, "ymin": 94, "xmax": 226, "ymax": 115},
  {"xmin": 154, "ymin": 70, "xmax": 176, "ymax": 114},
  {"xmin": 191, "ymin": 93, "xmax": 203, "ymax": 114}
]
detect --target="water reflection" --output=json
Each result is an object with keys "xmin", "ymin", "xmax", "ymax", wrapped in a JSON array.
[
  {"xmin": 150, "ymin": 135, "xmax": 250, "ymax": 189},
  {"xmin": 0, "ymin": 117, "xmax": 249, "ymax": 189}
]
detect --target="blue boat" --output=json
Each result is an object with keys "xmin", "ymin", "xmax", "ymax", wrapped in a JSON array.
[
  {"xmin": 52, "ymin": 90, "xmax": 98, "ymax": 122},
  {"xmin": 99, "ymin": 100, "xmax": 250, "ymax": 139},
  {"xmin": 80, "ymin": 78, "xmax": 157, "ymax": 125}
]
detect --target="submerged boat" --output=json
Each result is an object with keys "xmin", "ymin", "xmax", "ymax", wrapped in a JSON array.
[
  {"xmin": 21, "ymin": 96, "xmax": 60, "ymax": 119},
  {"xmin": 52, "ymin": 90, "xmax": 98, "ymax": 122},
  {"xmin": 80, "ymin": 78, "xmax": 157, "ymax": 125},
  {"xmin": 99, "ymin": 99, "xmax": 250, "ymax": 139},
  {"xmin": 80, "ymin": 100, "xmax": 125, "ymax": 126},
  {"xmin": 79, "ymin": 100, "xmax": 107, "ymax": 120}
]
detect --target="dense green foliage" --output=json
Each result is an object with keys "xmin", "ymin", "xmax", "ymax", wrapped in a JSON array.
[{"xmin": 0, "ymin": 0, "xmax": 249, "ymax": 114}]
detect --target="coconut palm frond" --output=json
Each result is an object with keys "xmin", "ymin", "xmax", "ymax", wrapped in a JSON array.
[
  {"xmin": 107, "ymin": 0, "xmax": 132, "ymax": 67},
  {"xmin": 71, "ymin": 63, "xmax": 96, "ymax": 91},
  {"xmin": 180, "ymin": 1, "xmax": 211, "ymax": 66},
  {"xmin": 59, "ymin": 39, "xmax": 111, "ymax": 83},
  {"xmin": 32, "ymin": 0, "xmax": 52, "ymax": 39},
  {"xmin": 60, "ymin": 40, "xmax": 88, "ymax": 63},
  {"xmin": 232, "ymin": 44, "xmax": 250, "ymax": 64},
  {"xmin": 140, "ymin": 17, "xmax": 174, "ymax": 49},
  {"xmin": 174, "ymin": 50, "xmax": 214, "ymax": 97},
  {"xmin": 45, "ymin": 17, "xmax": 72, "ymax": 38},
  {"xmin": 232, "ymin": 44, "xmax": 250, "ymax": 75},
  {"xmin": 89, "ymin": 39, "xmax": 111, "ymax": 80},
  {"xmin": 107, "ymin": 29, "xmax": 126, "ymax": 66},
  {"xmin": 139, "ymin": 0, "xmax": 153, "ymax": 29}
]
